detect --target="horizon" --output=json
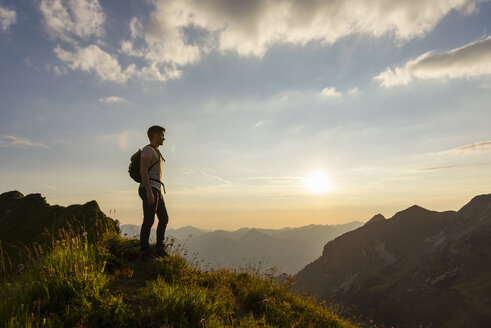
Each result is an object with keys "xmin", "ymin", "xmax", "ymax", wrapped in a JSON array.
[
  {"xmin": 3, "ymin": 189, "xmax": 488, "ymax": 232},
  {"xmin": 1, "ymin": 0, "xmax": 491, "ymax": 230}
]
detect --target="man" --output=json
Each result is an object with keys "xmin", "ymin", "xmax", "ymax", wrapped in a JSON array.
[{"xmin": 137, "ymin": 125, "xmax": 169, "ymax": 262}]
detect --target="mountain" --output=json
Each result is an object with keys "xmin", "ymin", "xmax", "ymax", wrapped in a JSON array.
[
  {"xmin": 363, "ymin": 214, "xmax": 385, "ymax": 225},
  {"xmin": 121, "ymin": 221, "xmax": 364, "ymax": 274},
  {"xmin": 0, "ymin": 190, "xmax": 119, "ymax": 266},
  {"xmin": 294, "ymin": 194, "xmax": 491, "ymax": 328}
]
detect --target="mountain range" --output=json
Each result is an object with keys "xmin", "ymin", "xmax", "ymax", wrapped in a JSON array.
[
  {"xmin": 121, "ymin": 221, "xmax": 364, "ymax": 274},
  {"xmin": 294, "ymin": 193, "xmax": 491, "ymax": 327}
]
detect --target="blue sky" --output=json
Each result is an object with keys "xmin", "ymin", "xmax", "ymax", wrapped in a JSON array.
[{"xmin": 1, "ymin": 0, "xmax": 490, "ymax": 229}]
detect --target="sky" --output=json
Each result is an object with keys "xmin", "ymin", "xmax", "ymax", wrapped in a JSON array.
[{"xmin": 1, "ymin": 0, "xmax": 491, "ymax": 230}]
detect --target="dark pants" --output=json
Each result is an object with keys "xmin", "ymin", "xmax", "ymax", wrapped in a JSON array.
[{"xmin": 138, "ymin": 187, "xmax": 168, "ymax": 251}]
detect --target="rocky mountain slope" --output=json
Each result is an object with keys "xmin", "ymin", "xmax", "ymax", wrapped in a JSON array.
[{"xmin": 294, "ymin": 194, "xmax": 491, "ymax": 327}]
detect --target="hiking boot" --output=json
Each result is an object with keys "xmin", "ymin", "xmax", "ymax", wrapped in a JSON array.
[
  {"xmin": 136, "ymin": 248, "xmax": 155, "ymax": 262},
  {"xmin": 154, "ymin": 247, "xmax": 169, "ymax": 259}
]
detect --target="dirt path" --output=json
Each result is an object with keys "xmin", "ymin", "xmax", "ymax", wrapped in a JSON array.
[{"xmin": 107, "ymin": 258, "xmax": 160, "ymax": 313}]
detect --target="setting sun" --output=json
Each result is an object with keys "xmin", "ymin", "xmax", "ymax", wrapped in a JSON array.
[{"xmin": 302, "ymin": 171, "xmax": 333, "ymax": 194}]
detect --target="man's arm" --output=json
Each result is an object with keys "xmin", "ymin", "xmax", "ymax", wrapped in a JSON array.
[{"xmin": 140, "ymin": 147, "xmax": 154, "ymax": 203}]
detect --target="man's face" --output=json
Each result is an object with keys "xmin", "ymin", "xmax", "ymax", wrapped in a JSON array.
[
  {"xmin": 151, "ymin": 131, "xmax": 165, "ymax": 145},
  {"xmin": 158, "ymin": 131, "xmax": 165, "ymax": 145}
]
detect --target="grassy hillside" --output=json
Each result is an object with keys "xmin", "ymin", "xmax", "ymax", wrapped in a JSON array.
[{"xmin": 0, "ymin": 223, "xmax": 360, "ymax": 327}]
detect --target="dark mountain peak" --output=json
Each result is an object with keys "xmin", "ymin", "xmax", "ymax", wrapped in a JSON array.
[
  {"xmin": 458, "ymin": 193, "xmax": 491, "ymax": 219},
  {"xmin": 392, "ymin": 204, "xmax": 431, "ymax": 219},
  {"xmin": 0, "ymin": 190, "xmax": 24, "ymax": 201},
  {"xmin": 364, "ymin": 214, "xmax": 386, "ymax": 225},
  {"xmin": 0, "ymin": 190, "xmax": 24, "ymax": 215},
  {"xmin": 0, "ymin": 190, "xmax": 118, "ymax": 247},
  {"xmin": 1, "ymin": 191, "xmax": 50, "ymax": 219},
  {"xmin": 85, "ymin": 200, "xmax": 101, "ymax": 211}
]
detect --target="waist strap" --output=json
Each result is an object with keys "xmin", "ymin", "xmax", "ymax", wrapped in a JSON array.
[{"xmin": 149, "ymin": 177, "xmax": 166, "ymax": 194}]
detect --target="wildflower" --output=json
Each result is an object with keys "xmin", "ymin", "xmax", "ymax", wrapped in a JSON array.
[
  {"xmin": 263, "ymin": 298, "xmax": 269, "ymax": 303},
  {"xmin": 81, "ymin": 231, "xmax": 88, "ymax": 237}
]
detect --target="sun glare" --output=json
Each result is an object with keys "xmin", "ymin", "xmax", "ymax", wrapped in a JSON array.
[{"xmin": 302, "ymin": 171, "xmax": 332, "ymax": 194}]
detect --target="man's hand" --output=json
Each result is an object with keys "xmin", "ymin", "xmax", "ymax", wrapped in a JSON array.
[{"xmin": 147, "ymin": 190, "xmax": 155, "ymax": 205}]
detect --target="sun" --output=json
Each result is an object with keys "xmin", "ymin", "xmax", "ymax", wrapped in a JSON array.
[{"xmin": 302, "ymin": 171, "xmax": 332, "ymax": 194}]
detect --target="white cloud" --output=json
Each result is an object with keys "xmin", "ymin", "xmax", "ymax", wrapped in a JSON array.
[
  {"xmin": 54, "ymin": 44, "xmax": 137, "ymax": 83},
  {"xmin": 129, "ymin": 17, "xmax": 143, "ymax": 39},
  {"xmin": 114, "ymin": 0, "xmax": 482, "ymax": 83},
  {"xmin": 321, "ymin": 86, "xmax": 342, "ymax": 98},
  {"xmin": 436, "ymin": 140, "xmax": 491, "ymax": 155},
  {"xmin": 202, "ymin": 173, "xmax": 232, "ymax": 184},
  {"xmin": 0, "ymin": 135, "xmax": 49, "ymax": 149},
  {"xmin": 42, "ymin": 183, "xmax": 57, "ymax": 189},
  {"xmin": 375, "ymin": 36, "xmax": 491, "ymax": 87},
  {"xmin": 39, "ymin": 0, "xmax": 105, "ymax": 42},
  {"xmin": 128, "ymin": 0, "xmax": 480, "ymax": 60},
  {"xmin": 99, "ymin": 96, "xmax": 128, "ymax": 103},
  {"xmin": 348, "ymin": 87, "xmax": 360, "ymax": 95},
  {"xmin": 46, "ymin": 0, "xmax": 486, "ymax": 84},
  {"xmin": 0, "ymin": 6, "xmax": 16, "ymax": 32},
  {"xmin": 253, "ymin": 120, "xmax": 272, "ymax": 128}
]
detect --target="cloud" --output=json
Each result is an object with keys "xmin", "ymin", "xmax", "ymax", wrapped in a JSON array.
[
  {"xmin": 418, "ymin": 162, "xmax": 491, "ymax": 171},
  {"xmin": 99, "ymin": 96, "xmax": 128, "ymax": 103},
  {"xmin": 321, "ymin": 86, "xmax": 342, "ymax": 98},
  {"xmin": 253, "ymin": 120, "xmax": 271, "ymax": 128},
  {"xmin": 47, "ymin": 0, "xmax": 485, "ymax": 84},
  {"xmin": 128, "ymin": 0, "xmax": 480, "ymax": 59},
  {"xmin": 114, "ymin": 0, "xmax": 482, "ymax": 83},
  {"xmin": 239, "ymin": 176, "xmax": 301, "ymax": 182},
  {"xmin": 129, "ymin": 17, "xmax": 143, "ymax": 39},
  {"xmin": 375, "ymin": 36, "xmax": 491, "ymax": 87},
  {"xmin": 39, "ymin": 0, "xmax": 105, "ymax": 42},
  {"xmin": 202, "ymin": 173, "xmax": 232, "ymax": 184},
  {"xmin": 42, "ymin": 183, "xmax": 57, "ymax": 189},
  {"xmin": 0, "ymin": 6, "xmax": 16, "ymax": 32},
  {"xmin": 437, "ymin": 140, "xmax": 491, "ymax": 155},
  {"xmin": 54, "ymin": 44, "xmax": 137, "ymax": 83},
  {"xmin": 0, "ymin": 135, "xmax": 49, "ymax": 149},
  {"xmin": 348, "ymin": 87, "xmax": 360, "ymax": 95}
]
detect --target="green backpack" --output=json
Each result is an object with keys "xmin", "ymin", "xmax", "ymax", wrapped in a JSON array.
[{"xmin": 129, "ymin": 146, "xmax": 166, "ymax": 193}]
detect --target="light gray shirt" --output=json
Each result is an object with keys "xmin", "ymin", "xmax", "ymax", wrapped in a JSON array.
[{"xmin": 139, "ymin": 144, "xmax": 163, "ymax": 191}]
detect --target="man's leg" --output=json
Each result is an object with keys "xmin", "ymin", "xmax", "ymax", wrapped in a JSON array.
[
  {"xmin": 138, "ymin": 187, "xmax": 158, "ymax": 251},
  {"xmin": 155, "ymin": 189, "xmax": 169, "ymax": 252}
]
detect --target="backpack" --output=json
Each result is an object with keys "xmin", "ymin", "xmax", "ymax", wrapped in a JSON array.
[{"xmin": 129, "ymin": 146, "xmax": 166, "ymax": 193}]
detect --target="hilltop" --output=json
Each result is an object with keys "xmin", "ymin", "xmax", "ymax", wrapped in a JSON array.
[{"xmin": 0, "ymin": 190, "xmax": 359, "ymax": 328}]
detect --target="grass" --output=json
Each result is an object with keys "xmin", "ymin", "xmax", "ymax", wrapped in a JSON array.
[{"xmin": 0, "ymin": 220, "xmax": 360, "ymax": 328}]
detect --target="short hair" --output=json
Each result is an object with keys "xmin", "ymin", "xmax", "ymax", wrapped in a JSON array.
[{"xmin": 147, "ymin": 125, "xmax": 166, "ymax": 139}]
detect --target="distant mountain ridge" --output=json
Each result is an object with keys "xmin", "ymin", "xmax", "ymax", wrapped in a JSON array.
[
  {"xmin": 121, "ymin": 221, "xmax": 364, "ymax": 274},
  {"xmin": 294, "ymin": 194, "xmax": 491, "ymax": 327}
]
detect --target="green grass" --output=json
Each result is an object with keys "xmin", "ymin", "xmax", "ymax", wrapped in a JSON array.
[{"xmin": 0, "ymin": 222, "xmax": 359, "ymax": 328}]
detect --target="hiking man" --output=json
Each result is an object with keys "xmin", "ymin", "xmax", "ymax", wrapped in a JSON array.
[{"xmin": 137, "ymin": 125, "xmax": 169, "ymax": 261}]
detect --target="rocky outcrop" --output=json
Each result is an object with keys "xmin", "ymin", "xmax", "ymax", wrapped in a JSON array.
[{"xmin": 0, "ymin": 190, "xmax": 119, "ymax": 247}]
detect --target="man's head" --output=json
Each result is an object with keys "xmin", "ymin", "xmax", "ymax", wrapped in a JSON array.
[{"xmin": 147, "ymin": 125, "xmax": 166, "ymax": 145}]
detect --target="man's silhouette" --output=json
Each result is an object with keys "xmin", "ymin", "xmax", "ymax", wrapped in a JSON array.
[{"xmin": 137, "ymin": 125, "xmax": 168, "ymax": 261}]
